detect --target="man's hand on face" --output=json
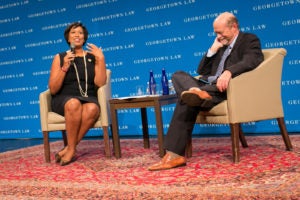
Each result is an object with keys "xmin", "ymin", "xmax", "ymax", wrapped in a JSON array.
[{"xmin": 210, "ymin": 37, "xmax": 224, "ymax": 53}]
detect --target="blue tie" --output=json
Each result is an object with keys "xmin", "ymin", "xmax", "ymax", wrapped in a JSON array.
[{"xmin": 208, "ymin": 46, "xmax": 232, "ymax": 83}]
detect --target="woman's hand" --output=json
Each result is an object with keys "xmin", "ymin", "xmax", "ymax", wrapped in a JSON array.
[
  {"xmin": 86, "ymin": 43, "xmax": 107, "ymax": 87},
  {"xmin": 62, "ymin": 50, "xmax": 75, "ymax": 71},
  {"xmin": 86, "ymin": 43, "xmax": 104, "ymax": 63}
]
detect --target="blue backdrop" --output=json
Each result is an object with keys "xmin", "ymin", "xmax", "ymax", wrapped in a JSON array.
[{"xmin": 0, "ymin": 0, "xmax": 299, "ymax": 139}]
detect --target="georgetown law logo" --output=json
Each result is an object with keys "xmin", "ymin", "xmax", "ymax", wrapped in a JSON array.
[
  {"xmin": 124, "ymin": 21, "xmax": 171, "ymax": 33},
  {"xmin": 92, "ymin": 10, "xmax": 135, "ymax": 22},
  {"xmin": 75, "ymin": 0, "xmax": 117, "ymax": 9},
  {"xmin": 253, "ymin": 1, "xmax": 300, "ymax": 11},
  {"xmin": 145, "ymin": 0, "xmax": 196, "ymax": 12}
]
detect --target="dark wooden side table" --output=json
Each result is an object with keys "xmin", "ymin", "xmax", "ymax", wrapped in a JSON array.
[{"xmin": 109, "ymin": 94, "xmax": 177, "ymax": 158}]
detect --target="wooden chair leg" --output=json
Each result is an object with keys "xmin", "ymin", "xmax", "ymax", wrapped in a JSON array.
[
  {"xmin": 43, "ymin": 131, "xmax": 50, "ymax": 163},
  {"xmin": 62, "ymin": 130, "xmax": 67, "ymax": 146},
  {"xmin": 141, "ymin": 108, "xmax": 150, "ymax": 148},
  {"xmin": 277, "ymin": 117, "xmax": 293, "ymax": 151},
  {"xmin": 230, "ymin": 123, "xmax": 240, "ymax": 163},
  {"xmin": 110, "ymin": 106, "xmax": 121, "ymax": 158},
  {"xmin": 110, "ymin": 124, "xmax": 114, "ymax": 146},
  {"xmin": 238, "ymin": 124, "xmax": 248, "ymax": 148},
  {"xmin": 185, "ymin": 133, "xmax": 192, "ymax": 158},
  {"xmin": 102, "ymin": 126, "xmax": 111, "ymax": 158}
]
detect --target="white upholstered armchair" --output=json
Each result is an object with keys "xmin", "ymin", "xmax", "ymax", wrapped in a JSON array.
[
  {"xmin": 186, "ymin": 48, "xmax": 293, "ymax": 163},
  {"xmin": 39, "ymin": 69, "xmax": 112, "ymax": 163}
]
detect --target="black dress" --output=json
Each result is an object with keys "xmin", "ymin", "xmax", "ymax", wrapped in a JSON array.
[{"xmin": 51, "ymin": 52, "xmax": 100, "ymax": 116}]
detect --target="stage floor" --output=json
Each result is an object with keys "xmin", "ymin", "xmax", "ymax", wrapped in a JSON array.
[{"xmin": 0, "ymin": 132, "xmax": 299, "ymax": 153}]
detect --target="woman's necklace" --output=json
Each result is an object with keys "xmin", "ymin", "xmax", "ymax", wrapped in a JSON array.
[{"xmin": 73, "ymin": 50, "xmax": 88, "ymax": 97}]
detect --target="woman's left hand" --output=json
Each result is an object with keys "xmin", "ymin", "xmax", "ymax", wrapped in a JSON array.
[
  {"xmin": 87, "ymin": 43, "xmax": 107, "ymax": 87},
  {"xmin": 86, "ymin": 43, "xmax": 104, "ymax": 61}
]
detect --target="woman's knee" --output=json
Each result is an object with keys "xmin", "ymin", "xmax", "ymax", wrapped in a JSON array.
[
  {"xmin": 64, "ymin": 98, "xmax": 82, "ymax": 114},
  {"xmin": 83, "ymin": 103, "xmax": 100, "ymax": 119}
]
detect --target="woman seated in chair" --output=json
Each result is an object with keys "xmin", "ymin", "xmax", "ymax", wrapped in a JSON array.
[{"xmin": 48, "ymin": 22, "xmax": 107, "ymax": 166}]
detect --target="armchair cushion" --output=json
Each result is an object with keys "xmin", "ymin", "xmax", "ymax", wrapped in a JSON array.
[
  {"xmin": 48, "ymin": 112, "xmax": 65, "ymax": 124},
  {"xmin": 200, "ymin": 101, "xmax": 227, "ymax": 116}
]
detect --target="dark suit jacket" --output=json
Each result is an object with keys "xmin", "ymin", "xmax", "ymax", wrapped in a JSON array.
[{"xmin": 197, "ymin": 32, "xmax": 264, "ymax": 80}]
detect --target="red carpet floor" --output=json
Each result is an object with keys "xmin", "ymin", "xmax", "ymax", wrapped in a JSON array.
[{"xmin": 0, "ymin": 135, "xmax": 299, "ymax": 199}]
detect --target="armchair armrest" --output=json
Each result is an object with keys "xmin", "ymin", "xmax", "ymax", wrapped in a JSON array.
[
  {"xmin": 97, "ymin": 69, "xmax": 112, "ymax": 126},
  {"xmin": 39, "ymin": 89, "xmax": 52, "ymax": 131}
]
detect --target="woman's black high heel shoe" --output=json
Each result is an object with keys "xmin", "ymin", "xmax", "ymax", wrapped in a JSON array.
[
  {"xmin": 54, "ymin": 147, "xmax": 67, "ymax": 163},
  {"xmin": 55, "ymin": 153, "xmax": 62, "ymax": 163},
  {"xmin": 60, "ymin": 156, "xmax": 76, "ymax": 166}
]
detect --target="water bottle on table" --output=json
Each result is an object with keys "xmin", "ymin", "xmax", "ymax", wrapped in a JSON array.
[
  {"xmin": 149, "ymin": 70, "xmax": 156, "ymax": 95},
  {"xmin": 161, "ymin": 68, "xmax": 169, "ymax": 95}
]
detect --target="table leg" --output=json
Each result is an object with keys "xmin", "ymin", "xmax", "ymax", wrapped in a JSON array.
[
  {"xmin": 154, "ymin": 102, "xmax": 165, "ymax": 157},
  {"xmin": 141, "ymin": 107, "xmax": 150, "ymax": 148},
  {"xmin": 110, "ymin": 104, "xmax": 121, "ymax": 158}
]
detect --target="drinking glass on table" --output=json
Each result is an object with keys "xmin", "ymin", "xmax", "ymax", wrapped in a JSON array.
[{"xmin": 136, "ymin": 85, "xmax": 144, "ymax": 96}]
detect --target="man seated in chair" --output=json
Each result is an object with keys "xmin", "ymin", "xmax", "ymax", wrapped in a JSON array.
[{"xmin": 148, "ymin": 12, "xmax": 264, "ymax": 171}]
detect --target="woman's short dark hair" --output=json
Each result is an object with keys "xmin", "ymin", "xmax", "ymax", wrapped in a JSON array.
[{"xmin": 64, "ymin": 22, "xmax": 88, "ymax": 45}]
